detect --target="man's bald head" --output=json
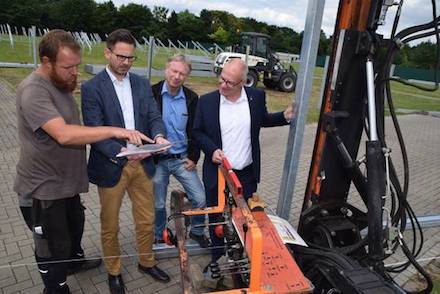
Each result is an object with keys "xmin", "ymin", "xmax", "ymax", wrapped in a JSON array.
[
  {"xmin": 223, "ymin": 59, "xmax": 248, "ymax": 81},
  {"xmin": 218, "ymin": 58, "xmax": 249, "ymax": 101}
]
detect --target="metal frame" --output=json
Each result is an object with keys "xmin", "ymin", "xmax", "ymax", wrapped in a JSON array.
[{"xmin": 277, "ymin": 0, "xmax": 326, "ymax": 220}]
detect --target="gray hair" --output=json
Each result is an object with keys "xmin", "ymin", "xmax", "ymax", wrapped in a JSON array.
[{"xmin": 167, "ymin": 54, "xmax": 192, "ymax": 72}]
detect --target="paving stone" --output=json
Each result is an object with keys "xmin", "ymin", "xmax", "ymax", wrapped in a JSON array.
[{"xmin": 2, "ymin": 278, "xmax": 33, "ymax": 294}]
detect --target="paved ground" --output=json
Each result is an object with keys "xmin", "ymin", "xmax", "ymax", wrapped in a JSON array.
[{"xmin": 0, "ymin": 78, "xmax": 439, "ymax": 293}]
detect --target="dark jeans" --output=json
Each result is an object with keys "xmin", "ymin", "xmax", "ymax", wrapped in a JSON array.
[
  {"xmin": 207, "ymin": 164, "xmax": 257, "ymax": 262},
  {"xmin": 28, "ymin": 195, "xmax": 85, "ymax": 293}
]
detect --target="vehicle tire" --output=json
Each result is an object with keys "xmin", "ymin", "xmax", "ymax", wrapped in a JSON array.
[
  {"xmin": 245, "ymin": 70, "xmax": 258, "ymax": 88},
  {"xmin": 263, "ymin": 79, "xmax": 277, "ymax": 89},
  {"xmin": 278, "ymin": 73, "xmax": 296, "ymax": 92}
]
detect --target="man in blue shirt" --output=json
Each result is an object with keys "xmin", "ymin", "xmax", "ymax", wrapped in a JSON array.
[{"xmin": 152, "ymin": 54, "xmax": 210, "ymax": 247}]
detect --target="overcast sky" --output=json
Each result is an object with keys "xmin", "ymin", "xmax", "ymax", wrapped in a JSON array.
[{"xmin": 106, "ymin": 0, "xmax": 437, "ymax": 42}]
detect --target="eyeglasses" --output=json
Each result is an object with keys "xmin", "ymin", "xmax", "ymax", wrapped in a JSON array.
[
  {"xmin": 109, "ymin": 49, "xmax": 137, "ymax": 62},
  {"xmin": 218, "ymin": 76, "xmax": 242, "ymax": 87}
]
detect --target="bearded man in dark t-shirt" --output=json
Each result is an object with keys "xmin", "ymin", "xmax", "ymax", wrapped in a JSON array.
[{"xmin": 14, "ymin": 30, "xmax": 151, "ymax": 294}]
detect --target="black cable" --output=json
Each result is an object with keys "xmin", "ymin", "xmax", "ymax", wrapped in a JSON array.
[
  {"xmin": 369, "ymin": 3, "xmax": 437, "ymax": 292},
  {"xmin": 399, "ymin": 238, "xmax": 433, "ymax": 294},
  {"xmin": 379, "ymin": 60, "xmax": 424, "ymax": 273},
  {"xmin": 387, "ymin": 10, "xmax": 440, "ymax": 91},
  {"xmin": 394, "ymin": 15, "xmax": 440, "ymax": 41},
  {"xmin": 403, "ymin": 29, "xmax": 438, "ymax": 44},
  {"xmin": 391, "ymin": 0, "xmax": 404, "ymax": 40},
  {"xmin": 289, "ymin": 244, "xmax": 356, "ymax": 270}
]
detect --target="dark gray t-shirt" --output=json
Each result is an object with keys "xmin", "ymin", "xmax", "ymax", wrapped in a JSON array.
[{"xmin": 14, "ymin": 72, "xmax": 88, "ymax": 200}]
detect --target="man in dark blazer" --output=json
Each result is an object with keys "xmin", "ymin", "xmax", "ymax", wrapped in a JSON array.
[
  {"xmin": 151, "ymin": 54, "xmax": 209, "ymax": 248},
  {"xmin": 81, "ymin": 29, "xmax": 170, "ymax": 293},
  {"xmin": 193, "ymin": 58, "xmax": 294, "ymax": 262}
]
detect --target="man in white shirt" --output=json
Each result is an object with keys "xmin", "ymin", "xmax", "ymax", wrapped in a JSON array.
[{"xmin": 193, "ymin": 58, "xmax": 294, "ymax": 262}]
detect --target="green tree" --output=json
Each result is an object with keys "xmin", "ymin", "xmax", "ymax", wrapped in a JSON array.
[
  {"xmin": 151, "ymin": 6, "xmax": 169, "ymax": 40},
  {"xmin": 167, "ymin": 10, "xmax": 179, "ymax": 41},
  {"xmin": 0, "ymin": 0, "xmax": 44, "ymax": 30},
  {"xmin": 208, "ymin": 26, "xmax": 230, "ymax": 44},
  {"xmin": 199, "ymin": 9, "xmax": 215, "ymax": 42},
  {"xmin": 54, "ymin": 0, "xmax": 97, "ymax": 32},
  {"xmin": 393, "ymin": 45, "xmax": 410, "ymax": 65},
  {"xmin": 208, "ymin": 10, "xmax": 242, "ymax": 44},
  {"xmin": 117, "ymin": 3, "xmax": 153, "ymax": 40},
  {"xmin": 408, "ymin": 41, "xmax": 436, "ymax": 69},
  {"xmin": 176, "ymin": 10, "xmax": 203, "ymax": 41},
  {"xmin": 318, "ymin": 30, "xmax": 331, "ymax": 55},
  {"xmin": 94, "ymin": 1, "xmax": 118, "ymax": 35}
]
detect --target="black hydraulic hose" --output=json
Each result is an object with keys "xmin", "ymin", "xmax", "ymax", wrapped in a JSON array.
[
  {"xmin": 400, "ymin": 238, "xmax": 433, "ymax": 294},
  {"xmin": 383, "ymin": 84, "xmax": 425, "ymax": 272},
  {"xmin": 374, "ymin": 46, "xmax": 409, "ymax": 229},
  {"xmin": 385, "ymin": 68, "xmax": 425, "ymax": 268},
  {"xmin": 371, "ymin": 1, "xmax": 436, "ymax": 282},
  {"xmin": 391, "ymin": 0, "xmax": 404, "ymax": 40},
  {"xmin": 289, "ymin": 244, "xmax": 356, "ymax": 270},
  {"xmin": 393, "ymin": 199, "xmax": 425, "ymax": 267},
  {"xmin": 307, "ymin": 238, "xmax": 368, "ymax": 256},
  {"xmin": 385, "ymin": 81, "xmax": 409, "ymax": 199},
  {"xmin": 390, "ymin": 3, "xmax": 440, "ymax": 91},
  {"xmin": 403, "ymin": 29, "xmax": 438, "ymax": 43},
  {"xmin": 394, "ymin": 16, "xmax": 440, "ymax": 41},
  {"xmin": 387, "ymin": 76, "xmax": 438, "ymax": 91}
]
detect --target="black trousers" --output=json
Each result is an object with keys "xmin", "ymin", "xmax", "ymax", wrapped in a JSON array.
[
  {"xmin": 206, "ymin": 164, "xmax": 257, "ymax": 262},
  {"xmin": 29, "ymin": 195, "xmax": 85, "ymax": 293}
]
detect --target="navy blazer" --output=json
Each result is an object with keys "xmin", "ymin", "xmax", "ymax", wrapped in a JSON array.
[
  {"xmin": 193, "ymin": 87, "xmax": 288, "ymax": 190},
  {"xmin": 81, "ymin": 70, "xmax": 166, "ymax": 187}
]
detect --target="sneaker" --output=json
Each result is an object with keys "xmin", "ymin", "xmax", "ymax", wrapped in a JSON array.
[{"xmin": 189, "ymin": 231, "xmax": 211, "ymax": 248}]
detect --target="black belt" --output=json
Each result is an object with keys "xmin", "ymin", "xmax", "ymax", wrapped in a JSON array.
[
  {"xmin": 233, "ymin": 163, "xmax": 253, "ymax": 175},
  {"xmin": 158, "ymin": 153, "xmax": 185, "ymax": 160}
]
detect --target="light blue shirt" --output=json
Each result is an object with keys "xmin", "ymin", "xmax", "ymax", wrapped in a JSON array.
[{"xmin": 161, "ymin": 82, "xmax": 188, "ymax": 154}]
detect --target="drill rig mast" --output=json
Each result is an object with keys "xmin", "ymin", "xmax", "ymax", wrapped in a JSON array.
[{"xmin": 292, "ymin": 0, "xmax": 438, "ymax": 293}]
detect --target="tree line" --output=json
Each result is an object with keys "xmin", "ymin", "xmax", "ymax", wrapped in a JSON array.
[{"xmin": 0, "ymin": 0, "xmax": 436, "ymax": 69}]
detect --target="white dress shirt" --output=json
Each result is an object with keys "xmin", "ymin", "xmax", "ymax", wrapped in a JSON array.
[
  {"xmin": 219, "ymin": 87, "xmax": 252, "ymax": 170},
  {"xmin": 106, "ymin": 67, "xmax": 136, "ymax": 148},
  {"xmin": 106, "ymin": 67, "xmax": 135, "ymax": 131}
]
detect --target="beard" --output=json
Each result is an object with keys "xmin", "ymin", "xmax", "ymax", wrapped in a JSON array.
[{"xmin": 50, "ymin": 69, "xmax": 77, "ymax": 93}]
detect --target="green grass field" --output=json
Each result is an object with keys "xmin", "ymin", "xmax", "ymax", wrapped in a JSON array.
[{"xmin": 1, "ymin": 36, "xmax": 440, "ymax": 117}]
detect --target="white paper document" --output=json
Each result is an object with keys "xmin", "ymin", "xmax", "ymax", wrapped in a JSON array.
[
  {"xmin": 268, "ymin": 214, "xmax": 308, "ymax": 247},
  {"xmin": 116, "ymin": 143, "xmax": 172, "ymax": 158}
]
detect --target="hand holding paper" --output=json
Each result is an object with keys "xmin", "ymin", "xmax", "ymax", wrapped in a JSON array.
[{"xmin": 117, "ymin": 143, "xmax": 172, "ymax": 158}]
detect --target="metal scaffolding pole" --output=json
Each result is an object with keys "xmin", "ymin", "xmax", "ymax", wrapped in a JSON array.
[
  {"xmin": 146, "ymin": 36, "xmax": 154, "ymax": 79},
  {"xmin": 31, "ymin": 26, "xmax": 37, "ymax": 70},
  {"xmin": 276, "ymin": 0, "xmax": 326, "ymax": 220}
]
